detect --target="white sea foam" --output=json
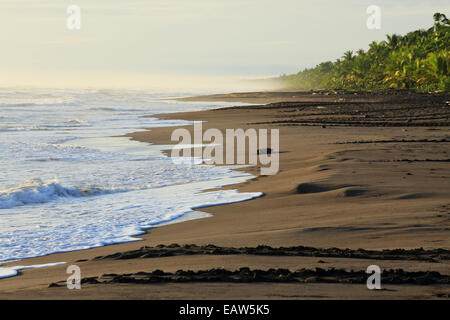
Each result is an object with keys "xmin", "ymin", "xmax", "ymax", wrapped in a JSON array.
[
  {"xmin": 0, "ymin": 178, "xmax": 147, "ymax": 209},
  {"xmin": 0, "ymin": 88, "xmax": 261, "ymax": 264},
  {"xmin": 0, "ymin": 262, "xmax": 66, "ymax": 279}
]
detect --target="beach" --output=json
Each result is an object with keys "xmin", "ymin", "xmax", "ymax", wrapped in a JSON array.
[{"xmin": 1, "ymin": 91, "xmax": 449, "ymax": 299}]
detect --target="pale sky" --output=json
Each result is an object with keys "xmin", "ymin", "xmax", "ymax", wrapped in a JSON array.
[{"xmin": 1, "ymin": 0, "xmax": 449, "ymax": 89}]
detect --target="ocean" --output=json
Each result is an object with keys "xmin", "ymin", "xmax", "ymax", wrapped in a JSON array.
[{"xmin": 0, "ymin": 88, "xmax": 261, "ymax": 263}]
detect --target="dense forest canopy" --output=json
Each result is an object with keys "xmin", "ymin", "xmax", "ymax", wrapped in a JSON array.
[{"xmin": 279, "ymin": 13, "xmax": 450, "ymax": 92}]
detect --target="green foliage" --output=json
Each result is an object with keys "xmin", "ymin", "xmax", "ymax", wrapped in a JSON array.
[{"xmin": 280, "ymin": 13, "xmax": 450, "ymax": 92}]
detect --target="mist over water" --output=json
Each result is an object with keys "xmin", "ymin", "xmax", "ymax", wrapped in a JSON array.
[
  {"xmin": 0, "ymin": 73, "xmax": 282, "ymax": 93},
  {"xmin": 0, "ymin": 88, "xmax": 261, "ymax": 263}
]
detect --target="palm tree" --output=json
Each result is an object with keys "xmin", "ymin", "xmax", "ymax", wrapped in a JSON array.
[
  {"xmin": 426, "ymin": 51, "xmax": 449, "ymax": 78},
  {"xmin": 386, "ymin": 34, "xmax": 401, "ymax": 49},
  {"xmin": 342, "ymin": 51, "xmax": 354, "ymax": 62},
  {"xmin": 279, "ymin": 13, "xmax": 449, "ymax": 91},
  {"xmin": 433, "ymin": 13, "xmax": 450, "ymax": 31}
]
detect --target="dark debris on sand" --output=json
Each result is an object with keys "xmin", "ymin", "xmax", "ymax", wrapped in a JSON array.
[
  {"xmin": 48, "ymin": 267, "xmax": 450, "ymax": 287},
  {"xmin": 91, "ymin": 244, "xmax": 450, "ymax": 262},
  {"xmin": 236, "ymin": 92, "xmax": 450, "ymax": 127}
]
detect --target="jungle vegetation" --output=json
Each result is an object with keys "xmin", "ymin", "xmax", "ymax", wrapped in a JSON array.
[{"xmin": 279, "ymin": 13, "xmax": 449, "ymax": 92}]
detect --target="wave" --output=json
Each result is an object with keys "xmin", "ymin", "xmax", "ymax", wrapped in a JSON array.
[
  {"xmin": 0, "ymin": 262, "xmax": 66, "ymax": 279},
  {"xmin": 89, "ymin": 107, "xmax": 117, "ymax": 111},
  {"xmin": 0, "ymin": 102, "xmax": 79, "ymax": 108},
  {"xmin": 41, "ymin": 119, "xmax": 90, "ymax": 128},
  {"xmin": 0, "ymin": 179, "xmax": 141, "ymax": 209},
  {"xmin": 89, "ymin": 106, "xmax": 145, "ymax": 113},
  {"xmin": 0, "ymin": 126, "xmax": 41, "ymax": 132},
  {"xmin": 0, "ymin": 120, "xmax": 90, "ymax": 132}
]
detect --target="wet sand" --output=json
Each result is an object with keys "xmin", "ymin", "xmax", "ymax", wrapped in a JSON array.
[{"xmin": 1, "ymin": 91, "xmax": 449, "ymax": 299}]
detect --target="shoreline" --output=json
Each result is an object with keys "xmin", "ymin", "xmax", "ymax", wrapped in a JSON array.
[
  {"xmin": 1, "ymin": 90, "xmax": 449, "ymax": 299},
  {"xmin": 0, "ymin": 99, "xmax": 263, "ymax": 266}
]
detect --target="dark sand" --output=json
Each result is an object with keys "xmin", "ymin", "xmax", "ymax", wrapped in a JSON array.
[{"xmin": 1, "ymin": 91, "xmax": 449, "ymax": 299}]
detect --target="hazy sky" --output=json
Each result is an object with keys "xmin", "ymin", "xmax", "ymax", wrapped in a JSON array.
[{"xmin": 1, "ymin": 0, "xmax": 449, "ymax": 89}]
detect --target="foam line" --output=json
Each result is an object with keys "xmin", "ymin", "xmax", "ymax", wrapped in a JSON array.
[{"xmin": 0, "ymin": 262, "xmax": 66, "ymax": 279}]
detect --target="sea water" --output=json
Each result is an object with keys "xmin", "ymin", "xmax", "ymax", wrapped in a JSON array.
[{"xmin": 0, "ymin": 88, "xmax": 261, "ymax": 263}]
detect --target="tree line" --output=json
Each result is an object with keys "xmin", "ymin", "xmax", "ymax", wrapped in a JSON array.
[{"xmin": 279, "ymin": 13, "xmax": 449, "ymax": 92}]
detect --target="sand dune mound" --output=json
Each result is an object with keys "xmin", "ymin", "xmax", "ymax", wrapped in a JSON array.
[
  {"xmin": 332, "ymin": 187, "xmax": 367, "ymax": 198},
  {"xmin": 393, "ymin": 193, "xmax": 433, "ymax": 200},
  {"xmin": 296, "ymin": 183, "xmax": 333, "ymax": 194},
  {"xmin": 296, "ymin": 183, "xmax": 367, "ymax": 197}
]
